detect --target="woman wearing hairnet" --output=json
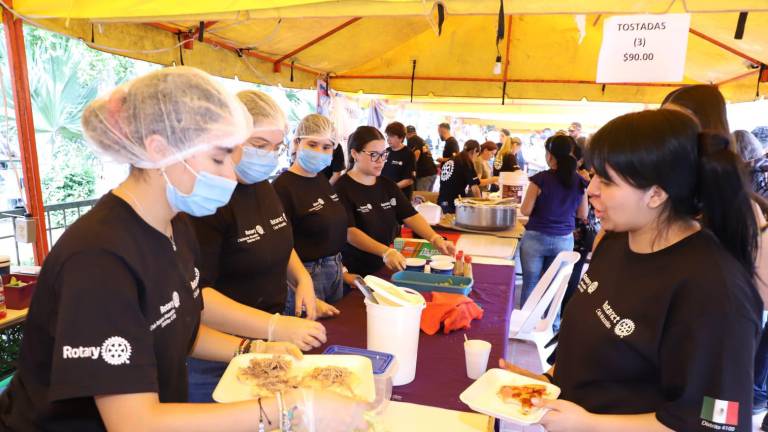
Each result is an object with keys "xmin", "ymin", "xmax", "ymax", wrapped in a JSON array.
[
  {"xmin": 186, "ymin": 90, "xmax": 340, "ymax": 403},
  {"xmin": 0, "ymin": 67, "xmax": 367, "ymax": 432}
]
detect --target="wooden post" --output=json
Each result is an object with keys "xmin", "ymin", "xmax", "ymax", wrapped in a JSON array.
[{"xmin": 2, "ymin": 2, "xmax": 49, "ymax": 264}]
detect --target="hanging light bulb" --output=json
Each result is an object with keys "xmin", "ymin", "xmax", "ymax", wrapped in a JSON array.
[{"xmin": 493, "ymin": 55, "xmax": 502, "ymax": 75}]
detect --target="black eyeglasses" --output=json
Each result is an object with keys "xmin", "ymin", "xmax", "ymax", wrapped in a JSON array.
[{"xmin": 359, "ymin": 149, "xmax": 390, "ymax": 162}]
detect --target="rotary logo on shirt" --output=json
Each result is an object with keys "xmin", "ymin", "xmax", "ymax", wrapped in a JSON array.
[
  {"xmin": 595, "ymin": 299, "xmax": 636, "ymax": 339},
  {"xmin": 578, "ymin": 273, "xmax": 599, "ymax": 295},
  {"xmin": 380, "ymin": 198, "xmax": 397, "ymax": 209},
  {"xmin": 330, "ymin": 193, "xmax": 340, "ymax": 202},
  {"xmin": 269, "ymin": 213, "xmax": 288, "ymax": 231},
  {"xmin": 391, "ymin": 160, "xmax": 403, "ymax": 166},
  {"xmin": 190, "ymin": 267, "xmax": 200, "ymax": 298},
  {"xmin": 441, "ymin": 160, "xmax": 455, "ymax": 181},
  {"xmin": 309, "ymin": 197, "xmax": 326, "ymax": 212},
  {"xmin": 62, "ymin": 336, "xmax": 132, "ymax": 366},
  {"xmin": 150, "ymin": 291, "xmax": 182, "ymax": 331},
  {"xmin": 357, "ymin": 203, "xmax": 373, "ymax": 213},
  {"xmin": 238, "ymin": 225, "xmax": 265, "ymax": 244}
]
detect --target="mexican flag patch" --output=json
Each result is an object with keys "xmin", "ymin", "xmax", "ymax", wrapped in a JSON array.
[{"xmin": 700, "ymin": 396, "xmax": 739, "ymax": 426}]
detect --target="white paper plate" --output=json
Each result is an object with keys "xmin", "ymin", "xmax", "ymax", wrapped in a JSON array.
[
  {"xmin": 459, "ymin": 368, "xmax": 561, "ymax": 425},
  {"xmin": 212, "ymin": 353, "xmax": 375, "ymax": 403}
]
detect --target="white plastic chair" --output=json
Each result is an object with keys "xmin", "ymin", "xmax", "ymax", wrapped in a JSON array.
[{"xmin": 508, "ymin": 251, "xmax": 580, "ymax": 372}]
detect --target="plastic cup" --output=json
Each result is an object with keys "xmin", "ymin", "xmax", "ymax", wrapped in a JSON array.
[
  {"xmin": 430, "ymin": 254, "xmax": 455, "ymax": 263},
  {"xmin": 405, "ymin": 258, "xmax": 426, "ymax": 272},
  {"xmin": 464, "ymin": 339, "xmax": 492, "ymax": 379}
]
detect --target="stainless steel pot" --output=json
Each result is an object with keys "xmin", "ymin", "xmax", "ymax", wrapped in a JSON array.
[{"xmin": 454, "ymin": 197, "xmax": 517, "ymax": 231}]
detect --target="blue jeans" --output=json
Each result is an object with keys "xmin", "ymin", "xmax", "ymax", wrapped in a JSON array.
[
  {"xmin": 520, "ymin": 230, "xmax": 574, "ymax": 310},
  {"xmin": 754, "ymin": 317, "xmax": 768, "ymax": 412},
  {"xmin": 187, "ymin": 357, "xmax": 227, "ymax": 403},
  {"xmin": 285, "ymin": 253, "xmax": 344, "ymax": 316}
]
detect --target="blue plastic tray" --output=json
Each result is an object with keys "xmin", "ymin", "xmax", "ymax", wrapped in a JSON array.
[
  {"xmin": 322, "ymin": 345, "xmax": 394, "ymax": 375},
  {"xmin": 390, "ymin": 271, "xmax": 473, "ymax": 296}
]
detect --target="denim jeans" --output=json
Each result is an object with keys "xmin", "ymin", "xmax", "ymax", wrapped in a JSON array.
[
  {"xmin": 415, "ymin": 175, "xmax": 437, "ymax": 192},
  {"xmin": 187, "ymin": 357, "xmax": 227, "ymax": 403},
  {"xmin": 520, "ymin": 230, "xmax": 575, "ymax": 309},
  {"xmin": 754, "ymin": 317, "xmax": 768, "ymax": 413},
  {"xmin": 285, "ymin": 253, "xmax": 344, "ymax": 316}
]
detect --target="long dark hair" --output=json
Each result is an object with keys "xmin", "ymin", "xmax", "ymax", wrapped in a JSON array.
[
  {"xmin": 347, "ymin": 125, "xmax": 385, "ymax": 169},
  {"xmin": 456, "ymin": 139, "xmax": 480, "ymax": 169},
  {"xmin": 588, "ymin": 109, "xmax": 757, "ymax": 275},
  {"xmin": 662, "ymin": 85, "xmax": 730, "ymax": 135},
  {"xmin": 545, "ymin": 135, "xmax": 577, "ymax": 188}
]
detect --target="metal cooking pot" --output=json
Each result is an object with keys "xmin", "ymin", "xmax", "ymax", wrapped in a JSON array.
[{"xmin": 454, "ymin": 197, "xmax": 517, "ymax": 231}]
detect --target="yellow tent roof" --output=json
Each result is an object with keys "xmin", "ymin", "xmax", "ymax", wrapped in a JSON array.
[{"xmin": 12, "ymin": 0, "xmax": 768, "ymax": 103}]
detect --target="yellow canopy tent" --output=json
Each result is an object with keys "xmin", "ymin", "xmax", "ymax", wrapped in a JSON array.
[{"xmin": 8, "ymin": 0, "xmax": 768, "ymax": 103}]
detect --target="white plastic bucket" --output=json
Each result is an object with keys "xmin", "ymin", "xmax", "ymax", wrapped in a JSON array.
[
  {"xmin": 365, "ymin": 292, "xmax": 426, "ymax": 386},
  {"xmin": 499, "ymin": 171, "xmax": 528, "ymax": 205}
]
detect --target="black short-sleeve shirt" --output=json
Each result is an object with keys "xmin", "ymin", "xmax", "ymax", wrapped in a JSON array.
[
  {"xmin": 442, "ymin": 137, "xmax": 460, "ymax": 160},
  {"xmin": 188, "ymin": 181, "xmax": 293, "ymax": 314},
  {"xmin": 321, "ymin": 145, "xmax": 346, "ymax": 179},
  {"xmin": 272, "ymin": 171, "xmax": 348, "ymax": 262},
  {"xmin": 381, "ymin": 146, "xmax": 415, "ymax": 200},
  {"xmin": 555, "ymin": 230, "xmax": 761, "ymax": 432},
  {"xmin": 0, "ymin": 193, "xmax": 203, "ymax": 431},
  {"xmin": 334, "ymin": 174, "xmax": 418, "ymax": 276},
  {"xmin": 407, "ymin": 135, "xmax": 438, "ymax": 178},
  {"xmin": 437, "ymin": 156, "xmax": 480, "ymax": 212}
]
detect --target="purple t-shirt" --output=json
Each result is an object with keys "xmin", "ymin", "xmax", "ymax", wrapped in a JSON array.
[{"xmin": 525, "ymin": 170, "xmax": 587, "ymax": 236}]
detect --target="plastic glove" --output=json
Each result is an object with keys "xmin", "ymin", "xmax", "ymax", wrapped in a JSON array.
[
  {"xmin": 251, "ymin": 340, "xmax": 303, "ymax": 360},
  {"xmin": 382, "ymin": 248, "xmax": 406, "ymax": 271},
  {"xmin": 294, "ymin": 279, "xmax": 318, "ymax": 320},
  {"xmin": 316, "ymin": 299, "xmax": 340, "ymax": 319},
  {"xmin": 431, "ymin": 236, "xmax": 456, "ymax": 256},
  {"xmin": 272, "ymin": 315, "xmax": 327, "ymax": 351}
]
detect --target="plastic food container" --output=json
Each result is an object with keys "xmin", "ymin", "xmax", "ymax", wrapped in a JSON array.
[
  {"xmin": 405, "ymin": 258, "xmax": 426, "ymax": 272},
  {"xmin": 429, "ymin": 260, "xmax": 454, "ymax": 275},
  {"xmin": 390, "ymin": 271, "xmax": 473, "ymax": 295},
  {"xmin": 323, "ymin": 345, "xmax": 396, "ymax": 412},
  {"xmin": 2, "ymin": 274, "xmax": 37, "ymax": 309}
]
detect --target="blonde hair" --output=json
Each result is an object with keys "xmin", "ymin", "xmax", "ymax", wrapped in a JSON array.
[
  {"xmin": 236, "ymin": 90, "xmax": 286, "ymax": 130},
  {"xmin": 494, "ymin": 135, "xmax": 521, "ymax": 168}
]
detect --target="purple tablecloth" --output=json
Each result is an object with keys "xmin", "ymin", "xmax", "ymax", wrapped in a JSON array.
[{"xmin": 310, "ymin": 263, "xmax": 516, "ymax": 412}]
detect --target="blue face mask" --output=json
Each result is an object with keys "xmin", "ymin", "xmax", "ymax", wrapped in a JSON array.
[
  {"xmin": 297, "ymin": 147, "xmax": 333, "ymax": 174},
  {"xmin": 235, "ymin": 146, "xmax": 279, "ymax": 184},
  {"xmin": 164, "ymin": 162, "xmax": 237, "ymax": 217}
]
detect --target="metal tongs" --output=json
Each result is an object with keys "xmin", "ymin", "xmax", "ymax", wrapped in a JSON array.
[{"xmin": 353, "ymin": 276, "xmax": 379, "ymax": 304}]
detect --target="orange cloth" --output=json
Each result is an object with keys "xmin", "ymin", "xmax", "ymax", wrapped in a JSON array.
[{"xmin": 420, "ymin": 292, "xmax": 484, "ymax": 335}]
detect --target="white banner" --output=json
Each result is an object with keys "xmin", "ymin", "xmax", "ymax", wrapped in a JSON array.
[{"xmin": 596, "ymin": 14, "xmax": 691, "ymax": 83}]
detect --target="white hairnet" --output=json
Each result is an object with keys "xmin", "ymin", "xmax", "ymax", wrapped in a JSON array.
[
  {"xmin": 293, "ymin": 113, "xmax": 340, "ymax": 145},
  {"xmin": 82, "ymin": 66, "xmax": 252, "ymax": 169}
]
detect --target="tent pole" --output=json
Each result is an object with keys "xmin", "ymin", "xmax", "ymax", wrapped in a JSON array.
[
  {"xmin": 2, "ymin": 1, "xmax": 49, "ymax": 264},
  {"xmin": 272, "ymin": 17, "xmax": 361, "ymax": 72},
  {"xmin": 689, "ymin": 28, "xmax": 761, "ymax": 65},
  {"xmin": 501, "ymin": 15, "xmax": 512, "ymax": 105}
]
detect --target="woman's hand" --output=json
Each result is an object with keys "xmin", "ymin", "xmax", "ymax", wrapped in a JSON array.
[
  {"xmin": 537, "ymin": 398, "xmax": 596, "ymax": 432},
  {"xmin": 316, "ymin": 299, "xmax": 341, "ymax": 319},
  {"xmin": 272, "ymin": 315, "xmax": 327, "ymax": 351},
  {"xmin": 294, "ymin": 280, "xmax": 318, "ymax": 321},
  {"xmin": 254, "ymin": 341, "xmax": 303, "ymax": 359},
  {"xmin": 382, "ymin": 248, "xmax": 406, "ymax": 271},
  {"xmin": 431, "ymin": 236, "xmax": 456, "ymax": 256},
  {"xmin": 498, "ymin": 359, "xmax": 549, "ymax": 382}
]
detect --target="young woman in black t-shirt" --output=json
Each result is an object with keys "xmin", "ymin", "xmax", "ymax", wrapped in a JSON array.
[
  {"xmin": 335, "ymin": 126, "xmax": 455, "ymax": 276},
  {"xmin": 186, "ymin": 91, "xmax": 334, "ymax": 403},
  {"xmin": 273, "ymin": 114, "xmax": 351, "ymax": 311},
  {"xmin": 0, "ymin": 68, "xmax": 366, "ymax": 432},
  {"xmin": 437, "ymin": 140, "xmax": 483, "ymax": 213},
  {"xmin": 502, "ymin": 109, "xmax": 761, "ymax": 432}
]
